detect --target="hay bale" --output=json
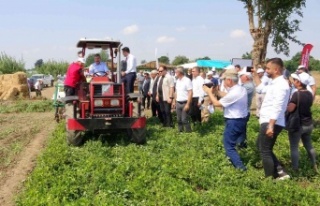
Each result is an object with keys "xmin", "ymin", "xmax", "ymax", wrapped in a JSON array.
[
  {"xmin": 0, "ymin": 72, "xmax": 29, "ymax": 100},
  {"xmin": 0, "ymin": 87, "xmax": 19, "ymax": 100},
  {"xmin": 11, "ymin": 72, "xmax": 27, "ymax": 85}
]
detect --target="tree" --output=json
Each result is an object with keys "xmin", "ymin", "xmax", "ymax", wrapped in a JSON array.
[
  {"xmin": 34, "ymin": 59, "xmax": 43, "ymax": 68},
  {"xmin": 172, "ymin": 55, "xmax": 189, "ymax": 66},
  {"xmin": 85, "ymin": 50, "xmax": 109, "ymax": 67},
  {"xmin": 35, "ymin": 60, "xmax": 69, "ymax": 76},
  {"xmin": 158, "ymin": 56, "xmax": 170, "ymax": 64},
  {"xmin": 241, "ymin": 52, "xmax": 252, "ymax": 59},
  {"xmin": 195, "ymin": 56, "xmax": 211, "ymax": 61},
  {"xmin": 239, "ymin": 0, "xmax": 306, "ymax": 67}
]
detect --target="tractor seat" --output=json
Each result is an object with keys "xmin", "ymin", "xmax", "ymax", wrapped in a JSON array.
[
  {"xmin": 127, "ymin": 93, "xmax": 143, "ymax": 101},
  {"xmin": 61, "ymin": 96, "xmax": 79, "ymax": 103}
]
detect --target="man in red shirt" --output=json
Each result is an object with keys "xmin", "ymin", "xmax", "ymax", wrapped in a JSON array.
[{"xmin": 64, "ymin": 58, "xmax": 86, "ymax": 96}]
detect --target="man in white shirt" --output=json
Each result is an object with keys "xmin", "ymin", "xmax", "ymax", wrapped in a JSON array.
[
  {"xmin": 203, "ymin": 68, "xmax": 248, "ymax": 171},
  {"xmin": 148, "ymin": 70, "xmax": 158, "ymax": 116},
  {"xmin": 253, "ymin": 58, "xmax": 291, "ymax": 180},
  {"xmin": 172, "ymin": 67, "xmax": 193, "ymax": 132},
  {"xmin": 89, "ymin": 53, "xmax": 109, "ymax": 76},
  {"xmin": 156, "ymin": 66, "xmax": 175, "ymax": 127},
  {"xmin": 34, "ymin": 79, "xmax": 42, "ymax": 97},
  {"xmin": 190, "ymin": 67, "xmax": 205, "ymax": 124},
  {"xmin": 255, "ymin": 68, "xmax": 269, "ymax": 118},
  {"xmin": 121, "ymin": 47, "xmax": 137, "ymax": 93}
]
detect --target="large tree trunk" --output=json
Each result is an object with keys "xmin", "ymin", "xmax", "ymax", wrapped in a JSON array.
[
  {"xmin": 251, "ymin": 31, "xmax": 269, "ymax": 68},
  {"xmin": 247, "ymin": 1, "xmax": 272, "ymax": 68}
]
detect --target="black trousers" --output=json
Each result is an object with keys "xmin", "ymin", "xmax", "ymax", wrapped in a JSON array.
[
  {"xmin": 123, "ymin": 72, "xmax": 136, "ymax": 93},
  {"xmin": 159, "ymin": 99, "xmax": 173, "ymax": 127},
  {"xmin": 151, "ymin": 99, "xmax": 163, "ymax": 122},
  {"xmin": 142, "ymin": 94, "xmax": 150, "ymax": 109},
  {"xmin": 257, "ymin": 123, "xmax": 283, "ymax": 178},
  {"xmin": 190, "ymin": 97, "xmax": 202, "ymax": 123},
  {"xmin": 64, "ymin": 85, "xmax": 76, "ymax": 96}
]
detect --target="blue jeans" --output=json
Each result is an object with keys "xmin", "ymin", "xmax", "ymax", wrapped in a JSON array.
[{"xmin": 223, "ymin": 118, "xmax": 247, "ymax": 170}]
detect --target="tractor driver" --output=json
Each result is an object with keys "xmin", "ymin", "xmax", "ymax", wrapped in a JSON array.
[
  {"xmin": 89, "ymin": 53, "xmax": 110, "ymax": 76},
  {"xmin": 64, "ymin": 58, "xmax": 87, "ymax": 96}
]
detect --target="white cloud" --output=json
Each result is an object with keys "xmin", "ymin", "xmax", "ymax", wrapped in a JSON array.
[
  {"xmin": 156, "ymin": 36, "xmax": 176, "ymax": 43},
  {"xmin": 230, "ymin": 29, "xmax": 247, "ymax": 38},
  {"xmin": 176, "ymin": 27, "xmax": 186, "ymax": 32},
  {"xmin": 122, "ymin": 24, "xmax": 139, "ymax": 35}
]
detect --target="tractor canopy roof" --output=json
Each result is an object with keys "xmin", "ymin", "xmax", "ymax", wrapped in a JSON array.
[{"xmin": 77, "ymin": 38, "xmax": 121, "ymax": 49}]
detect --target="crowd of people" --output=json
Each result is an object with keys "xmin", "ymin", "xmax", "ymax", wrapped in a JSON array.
[
  {"xmin": 138, "ymin": 58, "xmax": 318, "ymax": 180},
  {"xmin": 63, "ymin": 47, "xmax": 318, "ymax": 180}
]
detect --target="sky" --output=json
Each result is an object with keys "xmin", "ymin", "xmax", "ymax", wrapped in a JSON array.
[{"xmin": 1, "ymin": 0, "xmax": 320, "ymax": 69}]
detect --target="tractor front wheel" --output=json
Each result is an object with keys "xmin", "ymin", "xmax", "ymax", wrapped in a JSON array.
[
  {"xmin": 67, "ymin": 130, "xmax": 85, "ymax": 146},
  {"xmin": 127, "ymin": 128, "xmax": 146, "ymax": 145}
]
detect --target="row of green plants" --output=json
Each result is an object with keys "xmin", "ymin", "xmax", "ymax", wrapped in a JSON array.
[
  {"xmin": 0, "ymin": 100, "xmax": 54, "ymax": 113},
  {"xmin": 16, "ymin": 108, "xmax": 320, "ymax": 205}
]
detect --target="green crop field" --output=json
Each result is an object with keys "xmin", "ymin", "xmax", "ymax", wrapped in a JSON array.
[{"xmin": 17, "ymin": 108, "xmax": 320, "ymax": 205}]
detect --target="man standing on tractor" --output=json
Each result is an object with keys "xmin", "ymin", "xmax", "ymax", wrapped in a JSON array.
[
  {"xmin": 89, "ymin": 54, "xmax": 109, "ymax": 76},
  {"xmin": 121, "ymin": 47, "xmax": 137, "ymax": 93},
  {"xmin": 64, "ymin": 58, "xmax": 86, "ymax": 96}
]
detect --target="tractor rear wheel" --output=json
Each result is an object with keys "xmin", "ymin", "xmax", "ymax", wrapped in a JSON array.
[{"xmin": 127, "ymin": 128, "xmax": 146, "ymax": 145}]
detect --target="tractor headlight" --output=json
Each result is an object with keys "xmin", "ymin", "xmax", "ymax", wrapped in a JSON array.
[
  {"xmin": 94, "ymin": 99, "xmax": 103, "ymax": 107},
  {"xmin": 110, "ymin": 99, "xmax": 120, "ymax": 106}
]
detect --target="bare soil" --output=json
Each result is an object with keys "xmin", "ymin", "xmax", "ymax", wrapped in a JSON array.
[{"xmin": 0, "ymin": 87, "xmax": 56, "ymax": 206}]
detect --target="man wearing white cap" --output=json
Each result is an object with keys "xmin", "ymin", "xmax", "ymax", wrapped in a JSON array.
[
  {"xmin": 203, "ymin": 68, "xmax": 248, "ymax": 171},
  {"xmin": 220, "ymin": 65, "xmax": 235, "ymax": 93},
  {"xmin": 255, "ymin": 68, "xmax": 269, "ymax": 118},
  {"xmin": 297, "ymin": 65, "xmax": 316, "ymax": 98},
  {"xmin": 287, "ymin": 72, "xmax": 318, "ymax": 173},
  {"xmin": 64, "ymin": 58, "xmax": 86, "ymax": 96},
  {"xmin": 237, "ymin": 70, "xmax": 255, "ymax": 148}
]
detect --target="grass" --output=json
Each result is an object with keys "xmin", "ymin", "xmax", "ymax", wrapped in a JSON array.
[
  {"xmin": 16, "ymin": 106, "xmax": 320, "ymax": 205},
  {"xmin": 0, "ymin": 99, "xmax": 53, "ymax": 113}
]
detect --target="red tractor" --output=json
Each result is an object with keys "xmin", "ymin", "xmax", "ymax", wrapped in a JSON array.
[{"xmin": 63, "ymin": 39, "xmax": 146, "ymax": 146}]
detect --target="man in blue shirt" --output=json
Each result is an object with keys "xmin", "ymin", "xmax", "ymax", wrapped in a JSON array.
[{"xmin": 89, "ymin": 53, "xmax": 109, "ymax": 76}]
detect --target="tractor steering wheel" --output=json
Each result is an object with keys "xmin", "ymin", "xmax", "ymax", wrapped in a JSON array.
[{"xmin": 93, "ymin": 71, "xmax": 108, "ymax": 77}]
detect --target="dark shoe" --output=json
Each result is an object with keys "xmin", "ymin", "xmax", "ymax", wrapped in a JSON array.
[{"xmin": 276, "ymin": 170, "xmax": 290, "ymax": 180}]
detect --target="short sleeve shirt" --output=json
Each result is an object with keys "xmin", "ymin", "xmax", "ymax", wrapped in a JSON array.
[
  {"xmin": 219, "ymin": 84, "xmax": 248, "ymax": 118},
  {"xmin": 176, "ymin": 76, "xmax": 192, "ymax": 101},
  {"xmin": 290, "ymin": 90, "xmax": 313, "ymax": 126}
]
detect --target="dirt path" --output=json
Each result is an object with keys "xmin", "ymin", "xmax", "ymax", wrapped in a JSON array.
[{"xmin": 0, "ymin": 99, "xmax": 56, "ymax": 205}]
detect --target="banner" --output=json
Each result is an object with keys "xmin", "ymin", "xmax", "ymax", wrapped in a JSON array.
[{"xmin": 300, "ymin": 44, "xmax": 313, "ymax": 69}]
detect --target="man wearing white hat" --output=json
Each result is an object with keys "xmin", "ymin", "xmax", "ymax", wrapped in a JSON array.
[
  {"xmin": 64, "ymin": 58, "xmax": 86, "ymax": 96},
  {"xmin": 237, "ymin": 70, "xmax": 255, "ymax": 148},
  {"xmin": 203, "ymin": 68, "xmax": 248, "ymax": 171},
  {"xmin": 255, "ymin": 68, "xmax": 270, "ymax": 118}
]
